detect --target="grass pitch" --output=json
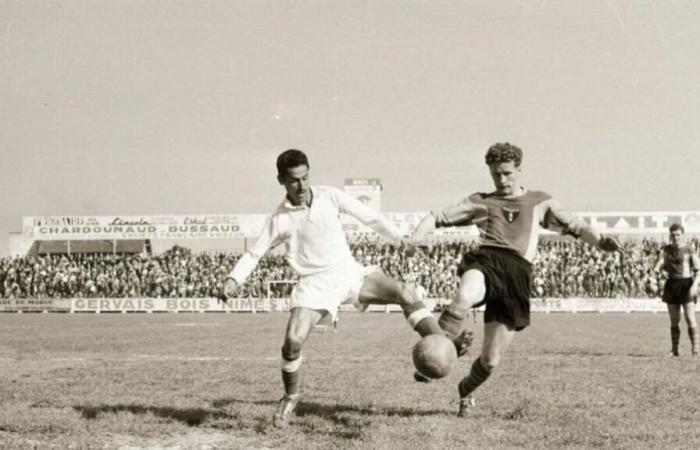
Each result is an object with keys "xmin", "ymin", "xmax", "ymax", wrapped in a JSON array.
[{"xmin": 1, "ymin": 311, "xmax": 699, "ymax": 449}]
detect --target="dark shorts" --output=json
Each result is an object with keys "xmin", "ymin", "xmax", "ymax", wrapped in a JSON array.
[
  {"xmin": 458, "ymin": 246, "xmax": 532, "ymax": 331},
  {"xmin": 662, "ymin": 278, "xmax": 695, "ymax": 305}
]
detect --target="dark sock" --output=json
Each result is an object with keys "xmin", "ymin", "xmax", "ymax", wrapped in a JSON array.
[
  {"xmin": 689, "ymin": 326, "xmax": 699, "ymax": 354},
  {"xmin": 671, "ymin": 326, "xmax": 681, "ymax": 355},
  {"xmin": 281, "ymin": 358, "xmax": 302, "ymax": 396},
  {"xmin": 458, "ymin": 356, "xmax": 491, "ymax": 398}
]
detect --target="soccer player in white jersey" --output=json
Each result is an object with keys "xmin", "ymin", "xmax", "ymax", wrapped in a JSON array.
[
  {"xmin": 222, "ymin": 149, "xmax": 455, "ymax": 428},
  {"xmin": 411, "ymin": 143, "xmax": 624, "ymax": 416}
]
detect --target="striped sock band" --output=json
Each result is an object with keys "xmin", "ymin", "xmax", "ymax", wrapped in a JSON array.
[
  {"xmin": 671, "ymin": 326, "xmax": 681, "ymax": 354},
  {"xmin": 403, "ymin": 298, "xmax": 443, "ymax": 337},
  {"xmin": 438, "ymin": 308, "xmax": 465, "ymax": 338},
  {"xmin": 458, "ymin": 356, "xmax": 491, "ymax": 398}
]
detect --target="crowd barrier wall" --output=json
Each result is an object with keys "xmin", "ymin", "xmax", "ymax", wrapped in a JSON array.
[
  {"xmin": 0, "ymin": 297, "xmax": 670, "ymax": 314},
  {"xmin": 0, "ymin": 298, "xmax": 71, "ymax": 313}
]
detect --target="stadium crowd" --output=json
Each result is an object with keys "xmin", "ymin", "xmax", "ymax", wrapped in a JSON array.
[{"xmin": 0, "ymin": 238, "xmax": 698, "ymax": 300}]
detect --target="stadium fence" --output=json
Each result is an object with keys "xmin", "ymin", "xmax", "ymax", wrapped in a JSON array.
[{"xmin": 0, "ymin": 297, "xmax": 670, "ymax": 314}]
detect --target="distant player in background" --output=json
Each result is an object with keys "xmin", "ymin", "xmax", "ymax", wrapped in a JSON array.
[
  {"xmin": 653, "ymin": 224, "xmax": 700, "ymax": 356},
  {"xmin": 411, "ymin": 142, "xmax": 624, "ymax": 416},
  {"xmin": 532, "ymin": 274, "xmax": 549, "ymax": 313},
  {"xmin": 221, "ymin": 149, "xmax": 465, "ymax": 428}
]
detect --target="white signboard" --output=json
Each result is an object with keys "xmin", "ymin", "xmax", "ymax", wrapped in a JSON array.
[
  {"xmin": 531, "ymin": 298, "xmax": 667, "ymax": 313},
  {"xmin": 573, "ymin": 211, "xmax": 700, "ymax": 233},
  {"xmin": 23, "ymin": 215, "xmax": 268, "ymax": 240},
  {"xmin": 344, "ymin": 178, "xmax": 382, "ymax": 211},
  {"xmin": 70, "ymin": 297, "xmax": 288, "ymax": 313},
  {"xmin": 22, "ymin": 211, "xmax": 700, "ymax": 243}
]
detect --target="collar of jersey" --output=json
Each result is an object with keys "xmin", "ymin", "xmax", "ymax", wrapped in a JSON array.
[
  {"xmin": 497, "ymin": 186, "xmax": 527, "ymax": 199},
  {"xmin": 283, "ymin": 187, "xmax": 315, "ymax": 211}
]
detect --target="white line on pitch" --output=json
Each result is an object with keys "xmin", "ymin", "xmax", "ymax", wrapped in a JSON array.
[{"xmin": 21, "ymin": 355, "xmax": 407, "ymax": 363}]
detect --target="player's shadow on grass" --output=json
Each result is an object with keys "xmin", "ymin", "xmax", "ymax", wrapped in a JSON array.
[
  {"xmin": 296, "ymin": 400, "xmax": 449, "ymax": 418},
  {"xmin": 625, "ymin": 352, "xmax": 655, "ymax": 358},
  {"xmin": 541, "ymin": 349, "xmax": 613, "ymax": 357},
  {"xmin": 211, "ymin": 398, "xmax": 277, "ymax": 408},
  {"xmin": 210, "ymin": 397, "xmax": 449, "ymax": 439},
  {"xmin": 73, "ymin": 404, "xmax": 234, "ymax": 427},
  {"xmin": 541, "ymin": 349, "xmax": 654, "ymax": 358},
  {"xmin": 212, "ymin": 397, "xmax": 449, "ymax": 417}
]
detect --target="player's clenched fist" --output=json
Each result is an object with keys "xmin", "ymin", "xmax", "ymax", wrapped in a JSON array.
[
  {"xmin": 598, "ymin": 236, "xmax": 624, "ymax": 253},
  {"xmin": 221, "ymin": 277, "xmax": 238, "ymax": 302}
]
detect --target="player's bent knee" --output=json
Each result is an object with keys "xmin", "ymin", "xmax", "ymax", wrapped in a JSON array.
[
  {"xmin": 281, "ymin": 337, "xmax": 303, "ymax": 361},
  {"xmin": 457, "ymin": 284, "xmax": 485, "ymax": 309},
  {"xmin": 457, "ymin": 271, "xmax": 486, "ymax": 308},
  {"xmin": 479, "ymin": 354, "xmax": 500, "ymax": 372}
]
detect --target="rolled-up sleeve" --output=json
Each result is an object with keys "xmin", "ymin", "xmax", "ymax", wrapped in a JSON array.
[{"xmin": 433, "ymin": 198, "xmax": 477, "ymax": 228}]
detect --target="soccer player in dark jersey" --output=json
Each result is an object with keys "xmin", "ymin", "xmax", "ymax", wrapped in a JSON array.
[
  {"xmin": 410, "ymin": 142, "xmax": 624, "ymax": 416},
  {"xmin": 653, "ymin": 224, "xmax": 700, "ymax": 356}
]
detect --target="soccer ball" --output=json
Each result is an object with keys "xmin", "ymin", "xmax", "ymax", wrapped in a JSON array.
[{"xmin": 412, "ymin": 334, "xmax": 457, "ymax": 379}]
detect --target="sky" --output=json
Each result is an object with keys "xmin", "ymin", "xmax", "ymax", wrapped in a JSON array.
[{"xmin": 1, "ymin": 1, "xmax": 699, "ymax": 256}]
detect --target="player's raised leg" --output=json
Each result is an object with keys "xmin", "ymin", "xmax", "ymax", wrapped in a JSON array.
[
  {"xmin": 667, "ymin": 303, "xmax": 682, "ymax": 357},
  {"xmin": 681, "ymin": 302, "xmax": 698, "ymax": 356},
  {"xmin": 274, "ymin": 307, "xmax": 323, "ymax": 428},
  {"xmin": 439, "ymin": 269, "xmax": 486, "ymax": 339},
  {"xmin": 357, "ymin": 270, "xmax": 443, "ymax": 337},
  {"xmin": 457, "ymin": 320, "xmax": 515, "ymax": 417}
]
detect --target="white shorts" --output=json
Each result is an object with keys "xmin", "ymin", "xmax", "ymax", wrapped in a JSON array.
[{"xmin": 290, "ymin": 260, "xmax": 378, "ymax": 319}]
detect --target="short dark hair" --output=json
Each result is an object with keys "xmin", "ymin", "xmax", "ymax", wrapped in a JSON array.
[
  {"xmin": 485, "ymin": 142, "xmax": 523, "ymax": 167},
  {"xmin": 669, "ymin": 223, "xmax": 685, "ymax": 233},
  {"xmin": 276, "ymin": 149, "xmax": 309, "ymax": 177}
]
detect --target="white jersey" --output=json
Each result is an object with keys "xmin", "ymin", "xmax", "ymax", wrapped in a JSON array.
[{"xmin": 229, "ymin": 185, "xmax": 403, "ymax": 285}]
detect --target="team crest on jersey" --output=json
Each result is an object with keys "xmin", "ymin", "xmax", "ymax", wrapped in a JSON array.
[{"xmin": 502, "ymin": 206, "xmax": 520, "ymax": 223}]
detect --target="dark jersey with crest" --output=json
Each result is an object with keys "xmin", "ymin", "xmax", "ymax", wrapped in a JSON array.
[
  {"xmin": 433, "ymin": 189, "xmax": 582, "ymax": 263},
  {"xmin": 661, "ymin": 244, "xmax": 699, "ymax": 279}
]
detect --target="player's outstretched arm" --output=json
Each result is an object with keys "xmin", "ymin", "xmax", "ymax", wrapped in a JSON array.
[
  {"xmin": 222, "ymin": 215, "xmax": 281, "ymax": 302},
  {"xmin": 570, "ymin": 222, "xmax": 625, "ymax": 253},
  {"xmin": 410, "ymin": 198, "xmax": 483, "ymax": 245},
  {"xmin": 546, "ymin": 200, "xmax": 624, "ymax": 253},
  {"xmin": 409, "ymin": 213, "xmax": 437, "ymax": 245}
]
